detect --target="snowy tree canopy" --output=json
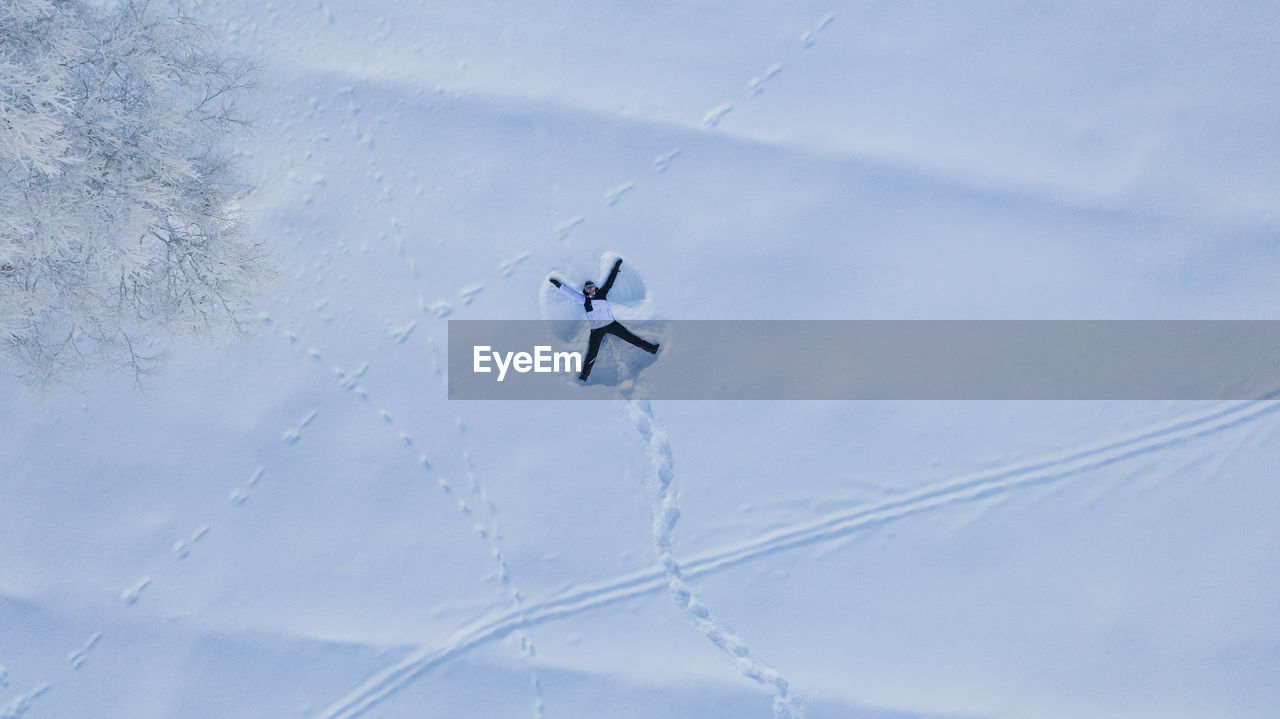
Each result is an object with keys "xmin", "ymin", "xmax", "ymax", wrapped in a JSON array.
[{"xmin": 0, "ymin": 0, "xmax": 269, "ymax": 382}]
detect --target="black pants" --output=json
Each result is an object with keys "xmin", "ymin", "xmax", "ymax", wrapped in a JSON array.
[{"xmin": 580, "ymin": 321, "xmax": 658, "ymax": 379}]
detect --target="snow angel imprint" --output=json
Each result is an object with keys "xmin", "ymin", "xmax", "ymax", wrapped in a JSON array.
[{"xmin": 548, "ymin": 258, "xmax": 659, "ymax": 381}]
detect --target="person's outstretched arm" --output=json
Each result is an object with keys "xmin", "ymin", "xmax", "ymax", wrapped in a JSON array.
[
  {"xmin": 598, "ymin": 258, "xmax": 623, "ymax": 297},
  {"xmin": 549, "ymin": 277, "xmax": 584, "ymax": 302}
]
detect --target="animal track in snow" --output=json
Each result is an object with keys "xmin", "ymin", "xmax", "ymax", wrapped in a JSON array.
[
  {"xmin": 801, "ymin": 13, "xmax": 835, "ymax": 48},
  {"xmin": 387, "ymin": 320, "xmax": 417, "ymax": 344},
  {"xmin": 67, "ymin": 632, "xmax": 101, "ymax": 669},
  {"xmin": 423, "ymin": 298, "xmax": 453, "ymax": 318},
  {"xmin": 336, "ymin": 362, "xmax": 369, "ymax": 392},
  {"xmin": 282, "ymin": 410, "xmax": 319, "ymax": 445},
  {"xmin": 273, "ymin": 321, "xmax": 546, "ymax": 717},
  {"xmin": 172, "ymin": 525, "xmax": 210, "ymax": 561},
  {"xmin": 702, "ymin": 103, "xmax": 733, "ymax": 128},
  {"xmin": 120, "ymin": 578, "xmax": 151, "ymax": 607},
  {"xmin": 747, "ymin": 63, "xmax": 784, "ymax": 97},
  {"xmin": 553, "ymin": 215, "xmax": 585, "ymax": 241},
  {"xmin": 230, "ymin": 467, "xmax": 265, "ymax": 507},
  {"xmin": 457, "ymin": 284, "xmax": 485, "ymax": 306},
  {"xmin": 455, "ymin": 437, "xmax": 545, "ymax": 713},
  {"xmin": 603, "ymin": 181, "xmax": 635, "ymax": 206},
  {"xmin": 653, "ymin": 148, "xmax": 681, "ymax": 173},
  {"xmin": 499, "ymin": 252, "xmax": 531, "ymax": 277}
]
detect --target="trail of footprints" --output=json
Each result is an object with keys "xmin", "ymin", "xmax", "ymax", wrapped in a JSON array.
[
  {"xmin": 626, "ymin": 397, "xmax": 799, "ymax": 717},
  {"xmin": 411, "ymin": 137, "xmax": 686, "ymax": 312},
  {"xmin": 697, "ymin": 14, "xmax": 834, "ymax": 130},
  {"xmin": 15, "ymin": 359, "xmax": 329, "ymax": 712},
  {"xmin": 270, "ymin": 316, "xmax": 547, "ymax": 718}
]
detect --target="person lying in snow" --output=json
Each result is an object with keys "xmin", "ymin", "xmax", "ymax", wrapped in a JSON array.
[{"xmin": 549, "ymin": 258, "xmax": 659, "ymax": 381}]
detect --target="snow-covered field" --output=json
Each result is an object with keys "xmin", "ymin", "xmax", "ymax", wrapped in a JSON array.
[{"xmin": 4, "ymin": 2, "xmax": 1280, "ymax": 717}]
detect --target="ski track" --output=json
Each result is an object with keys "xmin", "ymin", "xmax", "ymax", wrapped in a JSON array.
[
  {"xmin": 315, "ymin": 396, "xmax": 1280, "ymax": 719},
  {"xmin": 625, "ymin": 394, "xmax": 800, "ymax": 717}
]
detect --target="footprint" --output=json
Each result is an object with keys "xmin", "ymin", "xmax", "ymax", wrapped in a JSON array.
[
  {"xmin": 702, "ymin": 103, "xmax": 733, "ymax": 128},
  {"xmin": 388, "ymin": 320, "xmax": 417, "ymax": 344},
  {"xmin": 653, "ymin": 148, "xmax": 681, "ymax": 173},
  {"xmin": 604, "ymin": 181, "xmax": 635, "ymax": 207},
  {"xmin": 554, "ymin": 215, "xmax": 585, "ymax": 241},
  {"xmin": 282, "ymin": 410, "xmax": 318, "ymax": 445},
  {"xmin": 337, "ymin": 362, "xmax": 368, "ymax": 391},
  {"xmin": 801, "ymin": 13, "xmax": 835, "ymax": 48},
  {"xmin": 423, "ymin": 299, "xmax": 453, "ymax": 318},
  {"xmin": 120, "ymin": 578, "xmax": 151, "ymax": 607},
  {"xmin": 746, "ymin": 63, "xmax": 784, "ymax": 97},
  {"xmin": 172, "ymin": 525, "xmax": 210, "ymax": 561},
  {"xmin": 67, "ymin": 632, "xmax": 102, "ymax": 669},
  {"xmin": 499, "ymin": 252, "xmax": 531, "ymax": 277},
  {"xmin": 457, "ymin": 284, "xmax": 485, "ymax": 306}
]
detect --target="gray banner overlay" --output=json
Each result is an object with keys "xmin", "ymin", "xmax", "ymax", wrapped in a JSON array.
[{"xmin": 448, "ymin": 320, "xmax": 1280, "ymax": 400}]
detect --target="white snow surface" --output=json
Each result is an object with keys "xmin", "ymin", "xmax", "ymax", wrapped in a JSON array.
[{"xmin": 4, "ymin": 2, "xmax": 1280, "ymax": 718}]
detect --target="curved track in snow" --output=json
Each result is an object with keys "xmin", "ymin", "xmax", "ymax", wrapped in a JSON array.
[{"xmin": 317, "ymin": 396, "xmax": 1280, "ymax": 719}]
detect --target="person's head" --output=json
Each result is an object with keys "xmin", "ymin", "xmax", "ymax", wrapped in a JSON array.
[{"xmin": 584, "ymin": 281, "xmax": 597, "ymax": 296}]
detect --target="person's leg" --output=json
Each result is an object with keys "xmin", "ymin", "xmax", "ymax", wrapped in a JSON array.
[
  {"xmin": 579, "ymin": 327, "xmax": 607, "ymax": 380},
  {"xmin": 605, "ymin": 321, "xmax": 658, "ymax": 353}
]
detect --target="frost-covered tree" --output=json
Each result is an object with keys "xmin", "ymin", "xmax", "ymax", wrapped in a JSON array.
[{"xmin": 0, "ymin": 0, "xmax": 268, "ymax": 382}]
